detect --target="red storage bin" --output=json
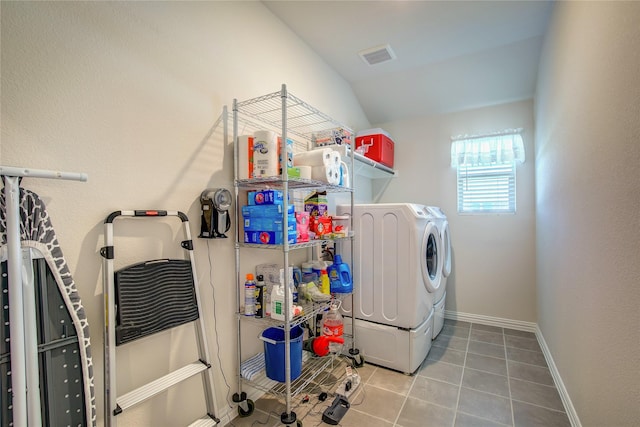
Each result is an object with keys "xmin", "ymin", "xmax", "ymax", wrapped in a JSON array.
[{"xmin": 355, "ymin": 129, "xmax": 395, "ymax": 168}]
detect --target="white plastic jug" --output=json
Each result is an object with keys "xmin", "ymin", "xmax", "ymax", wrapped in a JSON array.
[{"xmin": 270, "ymin": 283, "xmax": 293, "ymax": 321}]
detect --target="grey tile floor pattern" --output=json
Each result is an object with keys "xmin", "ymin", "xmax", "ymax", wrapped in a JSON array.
[{"xmin": 227, "ymin": 319, "xmax": 571, "ymax": 427}]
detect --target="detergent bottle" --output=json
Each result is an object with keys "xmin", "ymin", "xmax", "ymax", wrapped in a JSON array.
[
  {"xmin": 321, "ymin": 302, "xmax": 344, "ymax": 354},
  {"xmin": 319, "ymin": 269, "xmax": 331, "ymax": 295},
  {"xmin": 327, "ymin": 255, "xmax": 353, "ymax": 294}
]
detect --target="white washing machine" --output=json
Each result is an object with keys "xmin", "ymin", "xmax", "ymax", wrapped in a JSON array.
[
  {"xmin": 426, "ymin": 206, "xmax": 451, "ymax": 339},
  {"xmin": 337, "ymin": 203, "xmax": 443, "ymax": 373}
]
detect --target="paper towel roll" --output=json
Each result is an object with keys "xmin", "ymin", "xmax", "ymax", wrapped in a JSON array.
[
  {"xmin": 294, "ymin": 148, "xmax": 340, "ymax": 167},
  {"xmin": 312, "ymin": 165, "xmax": 340, "ymax": 185},
  {"xmin": 298, "ymin": 166, "xmax": 312, "ymax": 179},
  {"xmin": 327, "ymin": 144, "xmax": 351, "ymax": 158},
  {"xmin": 329, "ymin": 152, "xmax": 341, "ymax": 168},
  {"xmin": 253, "ymin": 130, "xmax": 278, "ymax": 177},
  {"xmin": 328, "ymin": 164, "xmax": 341, "ymax": 185},
  {"xmin": 339, "ymin": 161, "xmax": 350, "ymax": 187}
]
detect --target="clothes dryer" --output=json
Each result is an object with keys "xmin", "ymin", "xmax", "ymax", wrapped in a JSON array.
[
  {"xmin": 337, "ymin": 203, "xmax": 443, "ymax": 373},
  {"xmin": 426, "ymin": 206, "xmax": 451, "ymax": 338}
]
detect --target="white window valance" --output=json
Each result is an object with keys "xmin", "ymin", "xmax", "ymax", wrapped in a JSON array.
[{"xmin": 451, "ymin": 129, "xmax": 525, "ymax": 167}]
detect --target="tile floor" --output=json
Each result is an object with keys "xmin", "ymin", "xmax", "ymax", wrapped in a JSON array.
[{"xmin": 228, "ymin": 319, "xmax": 572, "ymax": 427}]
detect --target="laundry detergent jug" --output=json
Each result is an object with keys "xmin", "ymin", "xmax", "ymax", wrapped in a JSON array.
[{"xmin": 327, "ymin": 255, "xmax": 353, "ymax": 294}]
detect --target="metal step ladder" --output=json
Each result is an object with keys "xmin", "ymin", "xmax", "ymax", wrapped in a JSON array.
[{"xmin": 101, "ymin": 210, "xmax": 219, "ymax": 427}]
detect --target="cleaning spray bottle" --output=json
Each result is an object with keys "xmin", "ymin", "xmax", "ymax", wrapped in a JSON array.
[{"xmin": 244, "ymin": 274, "xmax": 256, "ymax": 316}]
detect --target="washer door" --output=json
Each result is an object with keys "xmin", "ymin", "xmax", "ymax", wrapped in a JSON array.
[
  {"xmin": 441, "ymin": 220, "xmax": 452, "ymax": 278},
  {"xmin": 421, "ymin": 221, "xmax": 443, "ymax": 293}
]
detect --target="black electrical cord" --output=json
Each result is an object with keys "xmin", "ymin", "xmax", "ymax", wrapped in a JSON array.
[{"xmin": 206, "ymin": 240, "xmax": 234, "ymax": 410}]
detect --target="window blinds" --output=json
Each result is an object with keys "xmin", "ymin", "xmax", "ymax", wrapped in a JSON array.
[
  {"xmin": 457, "ymin": 163, "xmax": 516, "ymax": 213},
  {"xmin": 451, "ymin": 130, "xmax": 523, "ymax": 214}
]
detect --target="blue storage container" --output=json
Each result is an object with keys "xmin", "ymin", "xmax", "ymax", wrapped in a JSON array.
[{"xmin": 259, "ymin": 326, "xmax": 303, "ymax": 382}]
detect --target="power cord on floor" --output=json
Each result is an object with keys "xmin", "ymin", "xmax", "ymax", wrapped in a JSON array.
[
  {"xmin": 344, "ymin": 364, "xmax": 366, "ymax": 407},
  {"xmin": 290, "ymin": 361, "xmax": 341, "ymax": 422},
  {"xmin": 295, "ymin": 356, "xmax": 367, "ymax": 424},
  {"xmin": 206, "ymin": 240, "xmax": 234, "ymax": 411}
]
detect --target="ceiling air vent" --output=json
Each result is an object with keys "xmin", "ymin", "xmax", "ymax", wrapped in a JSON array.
[{"xmin": 359, "ymin": 44, "xmax": 396, "ymax": 66}]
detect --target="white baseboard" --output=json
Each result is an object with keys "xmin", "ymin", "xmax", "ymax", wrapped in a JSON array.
[
  {"xmin": 444, "ymin": 310, "xmax": 537, "ymax": 332},
  {"xmin": 444, "ymin": 310, "xmax": 581, "ymax": 427},
  {"xmin": 535, "ymin": 325, "xmax": 582, "ymax": 427}
]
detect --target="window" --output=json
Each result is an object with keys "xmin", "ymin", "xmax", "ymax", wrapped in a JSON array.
[{"xmin": 451, "ymin": 130, "xmax": 524, "ymax": 214}]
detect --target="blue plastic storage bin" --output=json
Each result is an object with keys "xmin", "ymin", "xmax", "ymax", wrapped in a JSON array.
[{"xmin": 260, "ymin": 326, "xmax": 304, "ymax": 382}]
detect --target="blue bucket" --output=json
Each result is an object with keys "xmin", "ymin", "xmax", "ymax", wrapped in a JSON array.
[{"xmin": 260, "ymin": 326, "xmax": 304, "ymax": 382}]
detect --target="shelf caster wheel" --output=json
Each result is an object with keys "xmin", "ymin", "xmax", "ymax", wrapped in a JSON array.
[
  {"xmin": 237, "ymin": 399, "xmax": 254, "ymax": 417},
  {"xmin": 281, "ymin": 411, "xmax": 297, "ymax": 426},
  {"xmin": 233, "ymin": 392, "xmax": 254, "ymax": 417},
  {"xmin": 349, "ymin": 348, "xmax": 365, "ymax": 368}
]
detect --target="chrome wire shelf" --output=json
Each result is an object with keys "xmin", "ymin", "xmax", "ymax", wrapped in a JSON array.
[
  {"xmin": 240, "ymin": 293, "xmax": 347, "ymax": 329},
  {"xmin": 235, "ymin": 115, "xmax": 309, "ymax": 153},
  {"xmin": 235, "ymin": 177, "xmax": 353, "ymax": 193},
  {"xmin": 235, "ymin": 89, "xmax": 353, "ymax": 146},
  {"xmin": 233, "ymin": 85, "xmax": 359, "ymax": 421},
  {"xmin": 241, "ymin": 352, "xmax": 338, "ymax": 399},
  {"xmin": 239, "ymin": 232, "xmax": 353, "ymax": 251}
]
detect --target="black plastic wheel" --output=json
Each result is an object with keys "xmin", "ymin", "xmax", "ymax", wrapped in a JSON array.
[
  {"xmin": 238, "ymin": 399, "xmax": 255, "ymax": 417},
  {"xmin": 296, "ymin": 420, "xmax": 303, "ymax": 427},
  {"xmin": 352, "ymin": 354, "xmax": 365, "ymax": 368}
]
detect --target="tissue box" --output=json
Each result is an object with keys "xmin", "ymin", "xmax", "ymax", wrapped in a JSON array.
[
  {"xmin": 242, "ymin": 203, "xmax": 297, "ymax": 244},
  {"xmin": 296, "ymin": 211, "xmax": 310, "ymax": 243},
  {"xmin": 248, "ymin": 190, "xmax": 284, "ymax": 205},
  {"xmin": 242, "ymin": 204, "xmax": 295, "ymax": 218},
  {"xmin": 304, "ymin": 191, "xmax": 328, "ymax": 218},
  {"xmin": 244, "ymin": 215, "xmax": 296, "ymax": 232},
  {"xmin": 311, "ymin": 216, "xmax": 332, "ymax": 237},
  {"xmin": 355, "ymin": 128, "xmax": 395, "ymax": 168},
  {"xmin": 245, "ymin": 230, "xmax": 297, "ymax": 245},
  {"xmin": 287, "ymin": 167, "xmax": 301, "ymax": 178}
]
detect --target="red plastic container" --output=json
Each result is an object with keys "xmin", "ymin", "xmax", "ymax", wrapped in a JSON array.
[{"xmin": 355, "ymin": 130, "xmax": 395, "ymax": 168}]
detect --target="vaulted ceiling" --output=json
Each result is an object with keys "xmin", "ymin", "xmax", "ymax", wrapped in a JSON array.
[{"xmin": 264, "ymin": 1, "xmax": 554, "ymax": 124}]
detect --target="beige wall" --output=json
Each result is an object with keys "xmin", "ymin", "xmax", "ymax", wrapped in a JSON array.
[
  {"xmin": 535, "ymin": 2, "xmax": 640, "ymax": 426},
  {"xmin": 6, "ymin": 1, "xmax": 640, "ymax": 426},
  {"xmin": 375, "ymin": 100, "xmax": 537, "ymax": 322},
  {"xmin": 1, "ymin": 2, "xmax": 369, "ymax": 425}
]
